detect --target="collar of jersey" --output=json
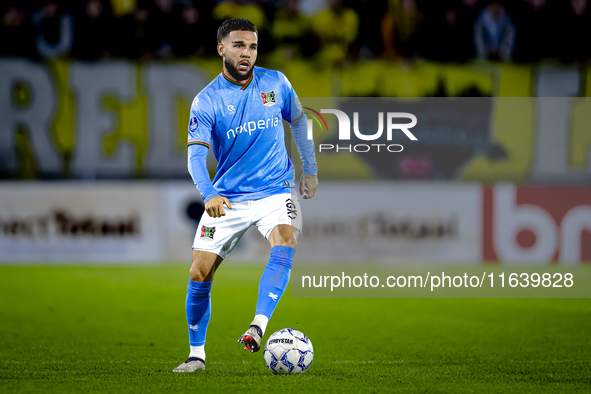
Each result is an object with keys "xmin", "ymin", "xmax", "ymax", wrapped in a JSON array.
[{"xmin": 222, "ymin": 69, "xmax": 253, "ymax": 90}]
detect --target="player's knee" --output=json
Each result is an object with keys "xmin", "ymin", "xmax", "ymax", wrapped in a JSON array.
[
  {"xmin": 273, "ymin": 236, "xmax": 297, "ymax": 249},
  {"xmin": 189, "ymin": 264, "xmax": 209, "ymax": 282},
  {"xmin": 269, "ymin": 225, "xmax": 299, "ymax": 249},
  {"xmin": 189, "ymin": 251, "xmax": 222, "ymax": 282},
  {"xmin": 283, "ymin": 227, "xmax": 299, "ymax": 249}
]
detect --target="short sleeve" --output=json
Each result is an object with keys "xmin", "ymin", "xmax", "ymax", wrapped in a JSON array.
[
  {"xmin": 187, "ymin": 93, "xmax": 214, "ymax": 149},
  {"xmin": 279, "ymin": 72, "xmax": 303, "ymax": 123}
]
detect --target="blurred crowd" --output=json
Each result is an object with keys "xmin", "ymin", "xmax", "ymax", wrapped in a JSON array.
[{"xmin": 1, "ymin": 0, "xmax": 590, "ymax": 64}]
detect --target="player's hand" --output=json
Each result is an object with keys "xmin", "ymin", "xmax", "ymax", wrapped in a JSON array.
[
  {"xmin": 299, "ymin": 174, "xmax": 318, "ymax": 199},
  {"xmin": 205, "ymin": 196, "xmax": 232, "ymax": 218}
]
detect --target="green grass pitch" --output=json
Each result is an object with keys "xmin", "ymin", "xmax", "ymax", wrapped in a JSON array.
[{"xmin": 1, "ymin": 265, "xmax": 590, "ymax": 393}]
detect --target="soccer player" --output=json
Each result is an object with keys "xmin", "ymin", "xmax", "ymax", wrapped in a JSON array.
[{"xmin": 173, "ymin": 18, "xmax": 318, "ymax": 372}]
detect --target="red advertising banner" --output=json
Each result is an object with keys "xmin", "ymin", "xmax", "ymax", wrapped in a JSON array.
[{"xmin": 483, "ymin": 184, "xmax": 591, "ymax": 264}]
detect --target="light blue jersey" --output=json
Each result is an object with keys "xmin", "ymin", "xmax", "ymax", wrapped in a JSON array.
[{"xmin": 187, "ymin": 66, "xmax": 316, "ymax": 202}]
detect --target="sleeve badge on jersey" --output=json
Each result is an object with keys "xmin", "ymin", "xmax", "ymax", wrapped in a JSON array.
[
  {"xmin": 189, "ymin": 116, "xmax": 199, "ymax": 131},
  {"xmin": 261, "ymin": 90, "xmax": 276, "ymax": 107}
]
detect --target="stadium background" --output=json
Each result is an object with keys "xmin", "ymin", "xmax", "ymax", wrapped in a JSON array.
[
  {"xmin": 1, "ymin": 0, "xmax": 590, "ymax": 392},
  {"xmin": 1, "ymin": 0, "xmax": 589, "ymax": 264}
]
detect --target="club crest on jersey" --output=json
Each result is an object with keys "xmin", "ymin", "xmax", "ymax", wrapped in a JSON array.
[
  {"xmin": 189, "ymin": 116, "xmax": 198, "ymax": 131},
  {"xmin": 200, "ymin": 225, "xmax": 216, "ymax": 240},
  {"xmin": 261, "ymin": 90, "xmax": 276, "ymax": 107}
]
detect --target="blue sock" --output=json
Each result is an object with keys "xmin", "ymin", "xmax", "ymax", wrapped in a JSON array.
[
  {"xmin": 255, "ymin": 245, "xmax": 296, "ymax": 319},
  {"xmin": 186, "ymin": 279, "xmax": 212, "ymax": 346}
]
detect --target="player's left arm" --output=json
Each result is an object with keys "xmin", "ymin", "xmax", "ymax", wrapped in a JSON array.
[{"xmin": 280, "ymin": 73, "xmax": 319, "ymax": 199}]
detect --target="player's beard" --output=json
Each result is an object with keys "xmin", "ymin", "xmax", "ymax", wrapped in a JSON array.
[{"xmin": 225, "ymin": 58, "xmax": 253, "ymax": 82}]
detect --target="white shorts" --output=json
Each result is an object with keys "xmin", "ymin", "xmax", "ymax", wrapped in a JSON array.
[{"xmin": 192, "ymin": 193, "xmax": 302, "ymax": 259}]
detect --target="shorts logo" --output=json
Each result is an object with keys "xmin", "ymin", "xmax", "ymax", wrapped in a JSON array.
[
  {"xmin": 286, "ymin": 198, "xmax": 297, "ymax": 220},
  {"xmin": 261, "ymin": 90, "xmax": 276, "ymax": 107},
  {"xmin": 200, "ymin": 225, "xmax": 216, "ymax": 240},
  {"xmin": 284, "ymin": 181, "xmax": 290, "ymax": 187},
  {"xmin": 189, "ymin": 116, "xmax": 198, "ymax": 131}
]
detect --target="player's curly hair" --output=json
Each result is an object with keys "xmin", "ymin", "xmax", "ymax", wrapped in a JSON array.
[{"xmin": 217, "ymin": 18, "xmax": 258, "ymax": 43}]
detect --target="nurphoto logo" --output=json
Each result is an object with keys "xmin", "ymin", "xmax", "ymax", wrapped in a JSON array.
[{"xmin": 304, "ymin": 107, "xmax": 417, "ymax": 153}]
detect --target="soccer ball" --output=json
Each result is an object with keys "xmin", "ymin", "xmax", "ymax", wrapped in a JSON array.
[{"xmin": 263, "ymin": 328, "xmax": 314, "ymax": 374}]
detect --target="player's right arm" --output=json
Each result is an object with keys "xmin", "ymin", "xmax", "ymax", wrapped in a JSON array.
[{"xmin": 187, "ymin": 93, "xmax": 232, "ymax": 218}]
